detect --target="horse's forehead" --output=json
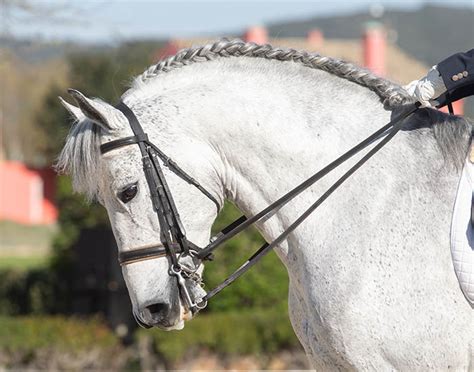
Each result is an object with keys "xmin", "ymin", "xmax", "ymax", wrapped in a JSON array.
[{"xmin": 102, "ymin": 147, "xmax": 142, "ymax": 185}]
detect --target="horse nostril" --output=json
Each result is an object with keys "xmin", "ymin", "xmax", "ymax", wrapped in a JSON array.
[{"xmin": 146, "ymin": 303, "xmax": 169, "ymax": 318}]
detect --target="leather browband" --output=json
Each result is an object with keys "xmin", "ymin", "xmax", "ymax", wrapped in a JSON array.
[{"xmin": 100, "ymin": 134, "xmax": 149, "ymax": 154}]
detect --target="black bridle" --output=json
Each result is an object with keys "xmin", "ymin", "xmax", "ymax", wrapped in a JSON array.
[{"xmin": 100, "ymin": 100, "xmax": 421, "ymax": 313}]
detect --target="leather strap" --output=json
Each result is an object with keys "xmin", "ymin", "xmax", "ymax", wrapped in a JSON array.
[
  {"xmin": 100, "ymin": 135, "xmax": 148, "ymax": 154},
  {"xmin": 119, "ymin": 244, "xmax": 173, "ymax": 265}
]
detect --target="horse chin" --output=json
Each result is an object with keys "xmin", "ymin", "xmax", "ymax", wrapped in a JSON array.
[
  {"xmin": 155, "ymin": 319, "xmax": 185, "ymax": 331},
  {"xmin": 134, "ymin": 312, "xmax": 183, "ymax": 330}
]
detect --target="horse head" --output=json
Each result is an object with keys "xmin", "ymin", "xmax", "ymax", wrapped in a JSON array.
[{"xmin": 58, "ymin": 89, "xmax": 222, "ymax": 329}]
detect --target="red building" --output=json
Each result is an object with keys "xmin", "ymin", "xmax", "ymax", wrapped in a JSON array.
[{"xmin": 0, "ymin": 161, "xmax": 57, "ymax": 225}]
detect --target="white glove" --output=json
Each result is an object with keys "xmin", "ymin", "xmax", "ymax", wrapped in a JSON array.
[{"xmin": 403, "ymin": 65, "xmax": 447, "ymax": 107}]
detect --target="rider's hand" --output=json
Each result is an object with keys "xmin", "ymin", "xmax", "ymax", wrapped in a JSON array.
[{"xmin": 403, "ymin": 66, "xmax": 447, "ymax": 107}]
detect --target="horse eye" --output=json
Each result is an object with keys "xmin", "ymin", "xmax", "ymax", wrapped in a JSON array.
[{"xmin": 118, "ymin": 183, "xmax": 138, "ymax": 203}]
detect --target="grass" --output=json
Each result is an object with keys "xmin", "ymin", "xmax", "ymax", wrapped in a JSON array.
[
  {"xmin": 0, "ymin": 220, "xmax": 56, "ymax": 256},
  {"xmin": 0, "ymin": 315, "xmax": 118, "ymax": 351},
  {"xmin": 0, "ymin": 255, "xmax": 49, "ymax": 270},
  {"xmin": 138, "ymin": 307, "xmax": 300, "ymax": 364},
  {"xmin": 0, "ymin": 221, "xmax": 55, "ymax": 270}
]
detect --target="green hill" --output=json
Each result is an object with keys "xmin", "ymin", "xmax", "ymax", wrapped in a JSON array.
[
  {"xmin": 267, "ymin": 5, "xmax": 473, "ymax": 66},
  {"xmin": 268, "ymin": 4, "xmax": 473, "ymax": 117}
]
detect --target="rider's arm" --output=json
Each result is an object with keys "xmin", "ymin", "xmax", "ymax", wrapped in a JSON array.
[
  {"xmin": 404, "ymin": 49, "xmax": 473, "ymax": 107},
  {"xmin": 437, "ymin": 49, "xmax": 474, "ymax": 92}
]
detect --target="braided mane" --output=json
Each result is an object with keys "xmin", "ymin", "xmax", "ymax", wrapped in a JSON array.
[{"xmin": 133, "ymin": 38, "xmax": 413, "ymax": 108}]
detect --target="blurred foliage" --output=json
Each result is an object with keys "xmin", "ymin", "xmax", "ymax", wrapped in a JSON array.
[
  {"xmin": 3, "ymin": 42, "xmax": 292, "ymax": 341},
  {"xmin": 0, "ymin": 312, "xmax": 300, "ymax": 368},
  {"xmin": 0, "ymin": 268, "xmax": 65, "ymax": 315},
  {"xmin": 205, "ymin": 202, "xmax": 289, "ymax": 312},
  {"xmin": 49, "ymin": 175, "xmax": 109, "ymax": 279},
  {"xmin": 0, "ymin": 256, "xmax": 48, "ymax": 271},
  {"xmin": 0, "ymin": 309, "xmax": 296, "ymax": 356},
  {"xmin": 138, "ymin": 308, "xmax": 299, "ymax": 365},
  {"xmin": 34, "ymin": 85, "xmax": 71, "ymax": 164},
  {"xmin": 36, "ymin": 41, "xmax": 162, "ymax": 291},
  {"xmin": 0, "ymin": 316, "xmax": 118, "ymax": 351},
  {"xmin": 0, "ymin": 220, "xmax": 56, "ymax": 249},
  {"xmin": 36, "ymin": 40, "xmax": 163, "ymax": 164},
  {"xmin": 0, "ymin": 50, "xmax": 68, "ymax": 164}
]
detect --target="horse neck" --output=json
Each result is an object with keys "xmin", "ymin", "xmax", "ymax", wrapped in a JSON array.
[{"xmin": 126, "ymin": 58, "xmax": 392, "ymax": 245}]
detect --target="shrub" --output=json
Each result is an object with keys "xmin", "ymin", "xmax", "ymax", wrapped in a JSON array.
[
  {"xmin": 137, "ymin": 307, "xmax": 300, "ymax": 365},
  {"xmin": 204, "ymin": 203, "xmax": 290, "ymax": 312},
  {"xmin": 0, "ymin": 316, "xmax": 118, "ymax": 352},
  {"xmin": 0, "ymin": 269, "xmax": 60, "ymax": 315},
  {"xmin": 0, "ymin": 316, "xmax": 123, "ymax": 370}
]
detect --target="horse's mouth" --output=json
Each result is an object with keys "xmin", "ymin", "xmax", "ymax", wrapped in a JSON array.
[{"xmin": 182, "ymin": 308, "xmax": 193, "ymax": 321}]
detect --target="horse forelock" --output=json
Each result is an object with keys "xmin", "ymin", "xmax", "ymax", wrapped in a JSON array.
[{"xmin": 56, "ymin": 118, "xmax": 102, "ymax": 200}]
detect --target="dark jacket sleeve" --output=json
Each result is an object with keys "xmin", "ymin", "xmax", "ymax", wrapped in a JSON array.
[{"xmin": 435, "ymin": 49, "xmax": 474, "ymax": 107}]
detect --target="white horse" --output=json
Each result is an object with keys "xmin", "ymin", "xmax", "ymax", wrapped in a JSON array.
[{"xmin": 58, "ymin": 40, "xmax": 473, "ymax": 370}]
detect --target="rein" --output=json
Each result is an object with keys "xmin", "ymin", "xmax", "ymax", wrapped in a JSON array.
[{"xmin": 100, "ymin": 101, "xmax": 421, "ymax": 312}]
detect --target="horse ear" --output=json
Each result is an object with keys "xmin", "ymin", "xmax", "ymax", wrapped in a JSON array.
[
  {"xmin": 67, "ymin": 89, "xmax": 122, "ymax": 131},
  {"xmin": 58, "ymin": 96, "xmax": 84, "ymax": 121}
]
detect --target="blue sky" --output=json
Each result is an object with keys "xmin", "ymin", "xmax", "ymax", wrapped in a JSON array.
[{"xmin": 4, "ymin": 0, "xmax": 473, "ymax": 43}]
